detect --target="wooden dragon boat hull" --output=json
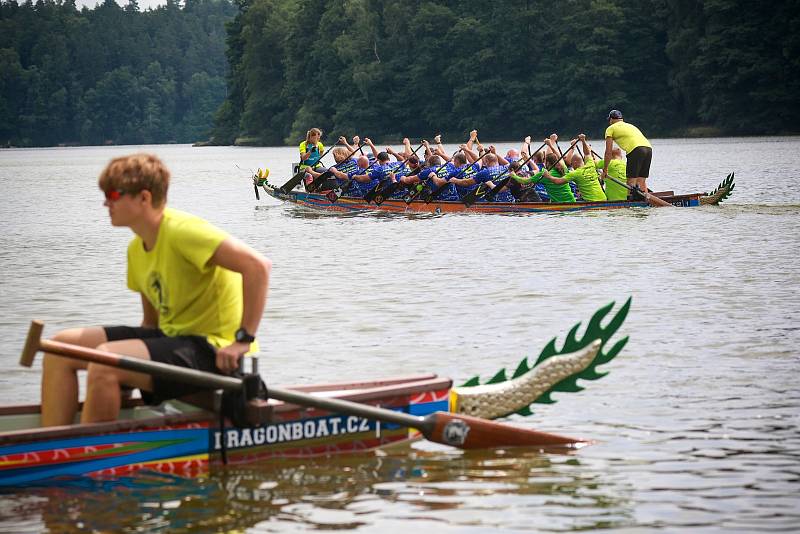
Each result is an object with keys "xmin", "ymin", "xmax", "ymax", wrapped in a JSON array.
[
  {"xmin": 0, "ymin": 375, "xmax": 452, "ymax": 487},
  {"xmin": 257, "ymin": 173, "xmax": 734, "ymax": 214},
  {"xmin": 0, "ymin": 299, "xmax": 632, "ymax": 487}
]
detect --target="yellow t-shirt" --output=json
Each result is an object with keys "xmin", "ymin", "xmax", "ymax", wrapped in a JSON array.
[
  {"xmin": 604, "ymin": 121, "xmax": 651, "ymax": 153},
  {"xmin": 565, "ymin": 161, "xmax": 607, "ymax": 202},
  {"xmin": 594, "ymin": 159, "xmax": 628, "ymax": 201},
  {"xmin": 127, "ymin": 208, "xmax": 254, "ymax": 351}
]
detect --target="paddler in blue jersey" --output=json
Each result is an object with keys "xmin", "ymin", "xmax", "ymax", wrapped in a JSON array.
[
  {"xmin": 305, "ymin": 146, "xmax": 359, "ymax": 191},
  {"xmin": 324, "ymin": 154, "xmax": 371, "ymax": 195},
  {"xmin": 349, "ymin": 150, "xmax": 393, "ymax": 198},
  {"xmin": 415, "ymin": 154, "xmax": 460, "ymax": 201}
]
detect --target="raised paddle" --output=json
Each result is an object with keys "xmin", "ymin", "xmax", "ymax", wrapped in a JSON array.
[
  {"xmin": 590, "ymin": 149, "xmax": 672, "ymax": 208},
  {"xmin": 279, "ymin": 143, "xmax": 337, "ymax": 194},
  {"xmin": 20, "ymin": 320, "xmax": 584, "ymax": 450}
]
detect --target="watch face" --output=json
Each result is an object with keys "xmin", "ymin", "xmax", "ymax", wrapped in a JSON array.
[{"xmin": 236, "ymin": 328, "xmax": 254, "ymax": 343}]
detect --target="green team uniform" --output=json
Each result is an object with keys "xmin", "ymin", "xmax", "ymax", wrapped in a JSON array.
[
  {"xmin": 563, "ymin": 161, "xmax": 607, "ymax": 202},
  {"xmin": 530, "ymin": 167, "xmax": 576, "ymax": 202},
  {"xmin": 594, "ymin": 159, "xmax": 628, "ymax": 201}
]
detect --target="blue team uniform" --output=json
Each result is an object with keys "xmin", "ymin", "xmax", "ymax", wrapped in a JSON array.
[
  {"xmin": 352, "ymin": 163, "xmax": 393, "ymax": 198},
  {"xmin": 450, "ymin": 162, "xmax": 481, "ymax": 198},
  {"xmin": 473, "ymin": 164, "xmax": 515, "ymax": 202}
]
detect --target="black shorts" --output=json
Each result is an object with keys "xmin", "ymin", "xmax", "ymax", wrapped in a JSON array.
[
  {"xmin": 626, "ymin": 146, "xmax": 652, "ymax": 178},
  {"xmin": 104, "ymin": 326, "xmax": 219, "ymax": 404}
]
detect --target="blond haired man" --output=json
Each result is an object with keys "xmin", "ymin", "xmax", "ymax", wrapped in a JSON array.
[{"xmin": 41, "ymin": 154, "xmax": 271, "ymax": 426}]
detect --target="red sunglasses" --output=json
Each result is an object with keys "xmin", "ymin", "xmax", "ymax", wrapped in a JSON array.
[{"xmin": 104, "ymin": 189, "xmax": 128, "ymax": 201}]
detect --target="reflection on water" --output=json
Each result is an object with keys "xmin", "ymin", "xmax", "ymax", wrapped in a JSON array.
[
  {"xmin": 2, "ymin": 446, "xmax": 639, "ymax": 533},
  {"xmin": 1, "ymin": 140, "xmax": 799, "ymax": 532}
]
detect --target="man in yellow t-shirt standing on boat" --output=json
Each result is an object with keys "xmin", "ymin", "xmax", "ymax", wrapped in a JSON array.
[
  {"xmin": 40, "ymin": 153, "xmax": 272, "ymax": 427},
  {"xmin": 602, "ymin": 110, "xmax": 652, "ymax": 198}
]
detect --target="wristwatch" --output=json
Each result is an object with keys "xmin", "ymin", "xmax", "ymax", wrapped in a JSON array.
[{"xmin": 235, "ymin": 327, "xmax": 256, "ymax": 343}]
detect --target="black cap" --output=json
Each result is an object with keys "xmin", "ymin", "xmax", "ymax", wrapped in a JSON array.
[{"xmin": 607, "ymin": 109, "xmax": 623, "ymax": 120}]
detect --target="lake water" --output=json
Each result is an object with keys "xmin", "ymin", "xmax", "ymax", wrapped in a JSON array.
[{"xmin": 0, "ymin": 138, "xmax": 798, "ymax": 532}]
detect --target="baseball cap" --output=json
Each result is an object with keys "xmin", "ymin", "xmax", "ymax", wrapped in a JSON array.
[{"xmin": 607, "ymin": 109, "xmax": 623, "ymax": 120}]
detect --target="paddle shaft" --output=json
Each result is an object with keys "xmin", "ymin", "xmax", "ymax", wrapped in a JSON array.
[{"xmin": 20, "ymin": 321, "xmax": 581, "ymax": 449}]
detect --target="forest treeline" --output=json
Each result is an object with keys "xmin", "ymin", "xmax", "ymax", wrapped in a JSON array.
[
  {"xmin": 0, "ymin": 0, "xmax": 234, "ymax": 146},
  {"xmin": 210, "ymin": 0, "xmax": 800, "ymax": 145},
  {"xmin": 1, "ymin": 0, "xmax": 798, "ymax": 147}
]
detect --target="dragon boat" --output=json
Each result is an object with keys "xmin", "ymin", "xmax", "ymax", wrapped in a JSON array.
[
  {"xmin": 0, "ymin": 300, "xmax": 630, "ymax": 488},
  {"xmin": 256, "ymin": 173, "xmax": 734, "ymax": 214}
]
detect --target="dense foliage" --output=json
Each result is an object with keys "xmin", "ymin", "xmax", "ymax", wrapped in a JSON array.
[
  {"xmin": 0, "ymin": 0, "xmax": 235, "ymax": 146},
  {"xmin": 210, "ymin": 0, "xmax": 800, "ymax": 145},
  {"xmin": 2, "ymin": 0, "xmax": 797, "ymax": 147}
]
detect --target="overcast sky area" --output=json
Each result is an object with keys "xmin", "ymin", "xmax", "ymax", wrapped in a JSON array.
[{"xmin": 75, "ymin": 0, "xmax": 167, "ymax": 10}]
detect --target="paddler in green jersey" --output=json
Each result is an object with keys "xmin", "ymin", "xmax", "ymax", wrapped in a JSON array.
[
  {"xmin": 540, "ymin": 135, "xmax": 607, "ymax": 202},
  {"xmin": 525, "ymin": 135, "xmax": 576, "ymax": 202},
  {"xmin": 593, "ymin": 147, "xmax": 628, "ymax": 201}
]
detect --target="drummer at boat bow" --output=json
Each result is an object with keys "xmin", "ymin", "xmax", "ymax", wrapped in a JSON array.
[
  {"xmin": 299, "ymin": 127, "xmax": 325, "ymax": 171},
  {"xmin": 40, "ymin": 154, "xmax": 272, "ymax": 427}
]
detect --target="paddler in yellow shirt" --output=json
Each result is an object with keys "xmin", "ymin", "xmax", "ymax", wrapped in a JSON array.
[{"xmin": 40, "ymin": 153, "xmax": 272, "ymax": 426}]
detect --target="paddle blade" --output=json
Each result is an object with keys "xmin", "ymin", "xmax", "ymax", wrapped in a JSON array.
[
  {"xmin": 423, "ymin": 412, "xmax": 584, "ymax": 450},
  {"xmin": 462, "ymin": 185, "xmax": 482, "ymax": 207},
  {"xmin": 254, "ymin": 182, "xmax": 260, "ymax": 200},
  {"xmin": 279, "ymin": 169, "xmax": 306, "ymax": 194},
  {"xmin": 646, "ymin": 192, "xmax": 671, "ymax": 208}
]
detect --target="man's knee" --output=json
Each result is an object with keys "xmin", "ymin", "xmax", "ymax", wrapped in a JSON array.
[
  {"xmin": 43, "ymin": 351, "xmax": 84, "ymax": 372},
  {"xmin": 52, "ymin": 326, "xmax": 107, "ymax": 348},
  {"xmin": 85, "ymin": 361, "xmax": 120, "ymax": 389}
]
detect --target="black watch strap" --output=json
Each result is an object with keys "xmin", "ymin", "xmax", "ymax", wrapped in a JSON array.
[{"xmin": 235, "ymin": 327, "xmax": 256, "ymax": 343}]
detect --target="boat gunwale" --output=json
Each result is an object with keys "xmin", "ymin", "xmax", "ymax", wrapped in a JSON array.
[{"xmin": 0, "ymin": 375, "xmax": 451, "ymax": 446}]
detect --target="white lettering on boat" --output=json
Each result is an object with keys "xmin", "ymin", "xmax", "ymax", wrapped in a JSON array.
[{"xmin": 212, "ymin": 414, "xmax": 382, "ymax": 451}]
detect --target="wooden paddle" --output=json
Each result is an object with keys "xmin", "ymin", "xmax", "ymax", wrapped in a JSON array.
[
  {"xmin": 279, "ymin": 143, "xmax": 337, "ymax": 194},
  {"xmin": 590, "ymin": 149, "xmax": 672, "ymax": 207},
  {"xmin": 20, "ymin": 320, "xmax": 583, "ymax": 450}
]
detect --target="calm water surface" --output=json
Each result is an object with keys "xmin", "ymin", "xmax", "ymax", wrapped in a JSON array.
[{"xmin": 0, "ymin": 138, "xmax": 798, "ymax": 532}]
